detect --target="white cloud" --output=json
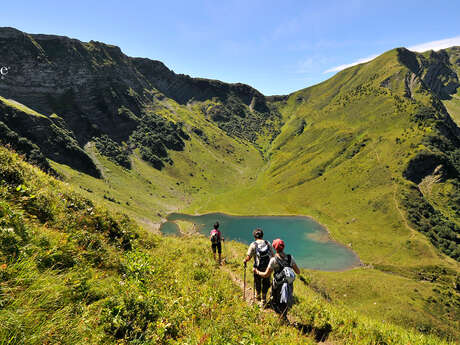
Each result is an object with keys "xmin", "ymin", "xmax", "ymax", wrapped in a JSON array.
[
  {"xmin": 323, "ymin": 35, "xmax": 460, "ymax": 74},
  {"xmin": 323, "ymin": 54, "xmax": 379, "ymax": 73},
  {"xmin": 408, "ymin": 36, "xmax": 460, "ymax": 52}
]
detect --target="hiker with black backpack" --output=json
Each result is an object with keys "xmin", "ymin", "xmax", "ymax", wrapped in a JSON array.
[
  {"xmin": 209, "ymin": 222, "xmax": 224, "ymax": 265},
  {"xmin": 253, "ymin": 238, "xmax": 300, "ymax": 319},
  {"xmin": 243, "ymin": 228, "xmax": 274, "ymax": 307}
]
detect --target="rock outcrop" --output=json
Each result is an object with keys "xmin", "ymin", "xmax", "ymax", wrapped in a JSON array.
[{"xmin": 397, "ymin": 47, "xmax": 460, "ymax": 100}]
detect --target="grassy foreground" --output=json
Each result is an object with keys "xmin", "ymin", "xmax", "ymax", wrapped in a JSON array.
[{"xmin": 1, "ymin": 145, "xmax": 456, "ymax": 344}]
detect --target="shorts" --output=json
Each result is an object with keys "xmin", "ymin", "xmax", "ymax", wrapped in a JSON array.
[{"xmin": 211, "ymin": 242, "xmax": 222, "ymax": 254}]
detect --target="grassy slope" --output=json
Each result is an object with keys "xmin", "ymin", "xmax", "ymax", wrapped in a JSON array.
[
  {"xmin": 52, "ymin": 96, "xmax": 264, "ymax": 230},
  {"xmin": 0, "ymin": 146, "xmax": 319, "ymax": 345},
  {"xmin": 1, "ymin": 146, "xmax": 455, "ymax": 345},
  {"xmin": 0, "ymin": 96, "xmax": 47, "ymax": 118}
]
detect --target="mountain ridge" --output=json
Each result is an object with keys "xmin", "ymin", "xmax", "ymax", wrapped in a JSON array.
[{"xmin": 0, "ymin": 26, "xmax": 279, "ymax": 175}]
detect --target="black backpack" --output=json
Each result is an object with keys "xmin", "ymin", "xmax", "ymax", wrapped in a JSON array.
[{"xmin": 254, "ymin": 240, "xmax": 271, "ymax": 271}]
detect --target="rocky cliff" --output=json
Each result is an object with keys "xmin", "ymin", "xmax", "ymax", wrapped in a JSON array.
[{"xmin": 0, "ymin": 27, "xmax": 276, "ymax": 175}]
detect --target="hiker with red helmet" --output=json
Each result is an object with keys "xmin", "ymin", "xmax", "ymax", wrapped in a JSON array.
[
  {"xmin": 243, "ymin": 228, "xmax": 274, "ymax": 307},
  {"xmin": 209, "ymin": 222, "xmax": 224, "ymax": 265},
  {"xmin": 253, "ymin": 238, "xmax": 300, "ymax": 319}
]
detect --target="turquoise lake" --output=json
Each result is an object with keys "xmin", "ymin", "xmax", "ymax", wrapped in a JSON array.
[{"xmin": 161, "ymin": 213, "xmax": 361, "ymax": 271}]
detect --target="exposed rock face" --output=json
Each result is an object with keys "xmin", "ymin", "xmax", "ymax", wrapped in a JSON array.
[
  {"xmin": 0, "ymin": 27, "xmax": 150, "ymax": 144},
  {"xmin": 397, "ymin": 48, "xmax": 460, "ymax": 100},
  {"xmin": 0, "ymin": 27, "xmax": 274, "ymax": 174},
  {"xmin": 132, "ymin": 58, "xmax": 269, "ymax": 112}
]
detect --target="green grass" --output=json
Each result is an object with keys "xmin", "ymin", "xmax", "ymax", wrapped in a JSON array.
[
  {"xmin": 0, "ymin": 146, "xmax": 317, "ymax": 345},
  {"xmin": 0, "ymin": 96, "xmax": 47, "ymax": 118},
  {"xmin": 0, "ymin": 146, "xmax": 456, "ymax": 344},
  {"xmin": 444, "ymin": 97, "xmax": 460, "ymax": 126}
]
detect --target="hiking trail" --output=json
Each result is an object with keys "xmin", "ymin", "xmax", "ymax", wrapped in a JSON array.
[{"xmin": 220, "ymin": 244, "xmax": 336, "ymax": 345}]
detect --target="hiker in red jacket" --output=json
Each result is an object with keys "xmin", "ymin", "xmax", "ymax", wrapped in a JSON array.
[{"xmin": 209, "ymin": 222, "xmax": 224, "ymax": 265}]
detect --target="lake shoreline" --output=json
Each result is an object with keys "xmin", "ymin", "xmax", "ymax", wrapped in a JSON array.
[{"xmin": 162, "ymin": 211, "xmax": 363, "ymax": 271}]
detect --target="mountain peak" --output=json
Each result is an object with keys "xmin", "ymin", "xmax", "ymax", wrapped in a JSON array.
[{"xmin": 0, "ymin": 26, "xmax": 25, "ymax": 38}]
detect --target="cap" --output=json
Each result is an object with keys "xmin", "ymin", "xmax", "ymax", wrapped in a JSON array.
[{"xmin": 272, "ymin": 238, "xmax": 285, "ymax": 251}]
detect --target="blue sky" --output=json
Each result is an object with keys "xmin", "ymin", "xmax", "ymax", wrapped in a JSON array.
[{"xmin": 2, "ymin": 1, "xmax": 459, "ymax": 95}]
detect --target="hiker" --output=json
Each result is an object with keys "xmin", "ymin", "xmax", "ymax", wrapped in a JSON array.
[
  {"xmin": 253, "ymin": 238, "xmax": 300, "ymax": 318},
  {"xmin": 243, "ymin": 228, "xmax": 274, "ymax": 307},
  {"xmin": 209, "ymin": 222, "xmax": 224, "ymax": 264}
]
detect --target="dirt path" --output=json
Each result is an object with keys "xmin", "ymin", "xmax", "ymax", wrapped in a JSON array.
[
  {"xmin": 83, "ymin": 142, "xmax": 107, "ymax": 179},
  {"xmin": 220, "ymin": 246, "xmax": 336, "ymax": 345},
  {"xmin": 392, "ymin": 185, "xmax": 418, "ymax": 240},
  {"xmin": 373, "ymin": 147, "xmax": 439, "ymax": 261},
  {"xmin": 222, "ymin": 246, "xmax": 257, "ymax": 304}
]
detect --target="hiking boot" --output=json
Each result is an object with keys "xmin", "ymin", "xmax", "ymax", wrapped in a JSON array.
[{"xmin": 260, "ymin": 299, "xmax": 267, "ymax": 308}]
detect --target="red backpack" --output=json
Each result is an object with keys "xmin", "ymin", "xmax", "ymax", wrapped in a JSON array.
[{"xmin": 210, "ymin": 229, "xmax": 220, "ymax": 244}]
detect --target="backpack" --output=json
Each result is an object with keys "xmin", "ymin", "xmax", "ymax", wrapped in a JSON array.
[
  {"xmin": 254, "ymin": 240, "xmax": 271, "ymax": 270},
  {"xmin": 210, "ymin": 229, "xmax": 220, "ymax": 244},
  {"xmin": 273, "ymin": 255, "xmax": 296, "ymax": 286}
]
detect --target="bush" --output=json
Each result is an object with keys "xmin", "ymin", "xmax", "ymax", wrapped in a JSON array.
[
  {"xmin": 0, "ymin": 121, "xmax": 52, "ymax": 173},
  {"xmin": 130, "ymin": 113, "xmax": 189, "ymax": 169},
  {"xmin": 401, "ymin": 186, "xmax": 460, "ymax": 261},
  {"xmin": 102, "ymin": 291, "xmax": 164, "ymax": 342},
  {"xmin": 94, "ymin": 135, "xmax": 131, "ymax": 169}
]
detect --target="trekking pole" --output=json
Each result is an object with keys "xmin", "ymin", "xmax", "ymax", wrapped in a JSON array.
[
  {"xmin": 253, "ymin": 272, "xmax": 256, "ymax": 302},
  {"xmin": 221, "ymin": 228, "xmax": 225, "ymax": 263},
  {"xmin": 243, "ymin": 263, "xmax": 246, "ymax": 300}
]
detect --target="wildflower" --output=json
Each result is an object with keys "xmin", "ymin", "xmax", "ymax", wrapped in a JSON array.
[{"xmin": 0, "ymin": 264, "xmax": 7, "ymax": 270}]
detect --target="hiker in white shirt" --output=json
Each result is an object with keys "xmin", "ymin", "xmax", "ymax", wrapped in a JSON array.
[{"xmin": 243, "ymin": 228, "xmax": 274, "ymax": 307}]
